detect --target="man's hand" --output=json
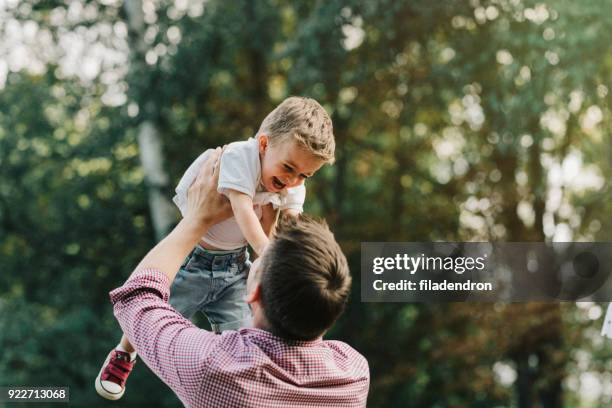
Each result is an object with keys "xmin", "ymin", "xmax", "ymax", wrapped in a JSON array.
[
  {"xmin": 184, "ymin": 147, "xmax": 233, "ymax": 228},
  {"xmin": 132, "ymin": 147, "xmax": 232, "ymax": 281}
]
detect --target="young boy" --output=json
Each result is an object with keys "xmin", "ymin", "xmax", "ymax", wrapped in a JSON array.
[{"xmin": 95, "ymin": 96, "xmax": 335, "ymax": 400}]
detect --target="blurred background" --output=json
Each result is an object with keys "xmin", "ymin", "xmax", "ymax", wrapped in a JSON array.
[{"xmin": 0, "ymin": 0, "xmax": 610, "ymax": 407}]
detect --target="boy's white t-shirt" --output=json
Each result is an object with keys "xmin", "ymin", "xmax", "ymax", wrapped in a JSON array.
[{"xmin": 172, "ymin": 137, "xmax": 306, "ymax": 250}]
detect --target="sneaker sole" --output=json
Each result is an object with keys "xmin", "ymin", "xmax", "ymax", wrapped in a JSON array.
[{"xmin": 95, "ymin": 352, "xmax": 126, "ymax": 400}]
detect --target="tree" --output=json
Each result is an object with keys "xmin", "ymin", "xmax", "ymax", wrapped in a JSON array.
[{"xmin": 124, "ymin": 0, "xmax": 175, "ymax": 241}]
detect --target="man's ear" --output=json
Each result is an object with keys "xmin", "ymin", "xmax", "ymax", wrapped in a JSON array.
[
  {"xmin": 246, "ymin": 282, "xmax": 262, "ymax": 304},
  {"xmin": 258, "ymin": 134, "xmax": 268, "ymax": 154}
]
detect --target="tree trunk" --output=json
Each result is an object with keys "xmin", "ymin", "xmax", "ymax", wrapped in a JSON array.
[
  {"xmin": 244, "ymin": 0, "xmax": 268, "ymax": 119},
  {"xmin": 137, "ymin": 120, "xmax": 176, "ymax": 240},
  {"xmin": 512, "ymin": 130, "xmax": 564, "ymax": 408},
  {"xmin": 124, "ymin": 0, "xmax": 175, "ymax": 241},
  {"xmin": 516, "ymin": 353, "xmax": 534, "ymax": 408}
]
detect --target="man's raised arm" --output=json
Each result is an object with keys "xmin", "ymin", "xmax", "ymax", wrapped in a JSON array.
[{"xmin": 109, "ymin": 147, "xmax": 232, "ymax": 405}]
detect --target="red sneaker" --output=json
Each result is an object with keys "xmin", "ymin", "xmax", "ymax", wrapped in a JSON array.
[{"xmin": 95, "ymin": 349, "xmax": 136, "ymax": 400}]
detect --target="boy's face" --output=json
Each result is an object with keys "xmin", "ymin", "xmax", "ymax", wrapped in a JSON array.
[{"xmin": 258, "ymin": 135, "xmax": 325, "ymax": 193}]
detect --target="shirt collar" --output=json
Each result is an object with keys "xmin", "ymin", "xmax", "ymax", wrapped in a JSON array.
[{"xmin": 241, "ymin": 327, "xmax": 324, "ymax": 347}]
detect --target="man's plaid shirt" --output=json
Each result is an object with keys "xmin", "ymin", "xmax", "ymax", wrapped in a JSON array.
[{"xmin": 110, "ymin": 269, "xmax": 370, "ymax": 407}]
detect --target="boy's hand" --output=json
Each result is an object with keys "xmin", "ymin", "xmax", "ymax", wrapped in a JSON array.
[{"xmin": 185, "ymin": 147, "xmax": 233, "ymax": 228}]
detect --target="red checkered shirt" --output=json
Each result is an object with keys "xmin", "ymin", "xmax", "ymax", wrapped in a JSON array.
[{"xmin": 110, "ymin": 268, "xmax": 370, "ymax": 407}]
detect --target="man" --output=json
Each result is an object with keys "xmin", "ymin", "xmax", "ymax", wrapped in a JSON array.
[{"xmin": 108, "ymin": 148, "xmax": 370, "ymax": 407}]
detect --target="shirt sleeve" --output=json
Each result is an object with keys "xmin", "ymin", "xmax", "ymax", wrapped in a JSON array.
[
  {"xmin": 217, "ymin": 142, "xmax": 259, "ymax": 198},
  {"xmin": 110, "ymin": 269, "xmax": 219, "ymax": 405},
  {"xmin": 173, "ymin": 150, "xmax": 213, "ymax": 217},
  {"xmin": 280, "ymin": 183, "xmax": 306, "ymax": 212}
]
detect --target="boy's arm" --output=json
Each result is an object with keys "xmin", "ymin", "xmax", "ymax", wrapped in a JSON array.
[
  {"xmin": 261, "ymin": 204, "xmax": 278, "ymax": 238},
  {"xmin": 264, "ymin": 209, "xmax": 299, "ymax": 241},
  {"xmin": 227, "ymin": 190, "xmax": 269, "ymax": 256}
]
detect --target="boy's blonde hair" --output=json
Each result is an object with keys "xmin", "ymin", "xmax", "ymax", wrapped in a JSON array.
[{"xmin": 258, "ymin": 96, "xmax": 335, "ymax": 164}]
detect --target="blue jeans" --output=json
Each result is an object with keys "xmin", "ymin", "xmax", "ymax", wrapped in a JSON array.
[{"xmin": 169, "ymin": 245, "xmax": 252, "ymax": 333}]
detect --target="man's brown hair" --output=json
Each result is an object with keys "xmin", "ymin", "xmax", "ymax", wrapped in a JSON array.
[{"xmin": 259, "ymin": 215, "xmax": 351, "ymax": 341}]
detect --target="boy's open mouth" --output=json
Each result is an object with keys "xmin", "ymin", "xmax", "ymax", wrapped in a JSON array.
[{"xmin": 272, "ymin": 176, "xmax": 286, "ymax": 190}]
